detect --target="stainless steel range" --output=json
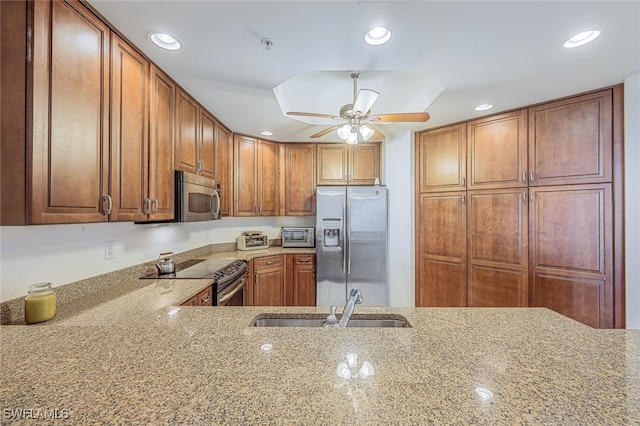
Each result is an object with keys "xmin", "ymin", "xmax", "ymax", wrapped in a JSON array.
[{"xmin": 141, "ymin": 258, "xmax": 248, "ymax": 306}]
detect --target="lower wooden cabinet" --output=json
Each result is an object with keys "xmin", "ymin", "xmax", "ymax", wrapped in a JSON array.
[
  {"xmin": 253, "ymin": 255, "xmax": 286, "ymax": 306},
  {"xmin": 249, "ymin": 254, "xmax": 316, "ymax": 307},
  {"xmin": 286, "ymin": 254, "xmax": 316, "ymax": 306},
  {"xmin": 181, "ymin": 286, "xmax": 213, "ymax": 307}
]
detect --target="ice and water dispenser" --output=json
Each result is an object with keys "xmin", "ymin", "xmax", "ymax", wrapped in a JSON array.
[{"xmin": 322, "ymin": 219, "xmax": 341, "ymax": 249}]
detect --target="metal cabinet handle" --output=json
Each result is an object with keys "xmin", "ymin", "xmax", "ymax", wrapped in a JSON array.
[
  {"xmin": 151, "ymin": 198, "xmax": 159, "ymax": 214},
  {"xmin": 201, "ymin": 296, "xmax": 210, "ymax": 304},
  {"xmin": 266, "ymin": 260, "xmax": 274, "ymax": 265},
  {"xmin": 461, "ymin": 195, "xmax": 466, "ymax": 205},
  {"xmin": 143, "ymin": 198, "xmax": 151, "ymax": 214},
  {"xmin": 522, "ymin": 192, "xmax": 528, "ymax": 203},
  {"xmin": 461, "ymin": 177, "xmax": 466, "ymax": 187},
  {"xmin": 530, "ymin": 191, "xmax": 534, "ymax": 202},
  {"xmin": 530, "ymin": 171, "xmax": 536, "ymax": 183},
  {"xmin": 523, "ymin": 172, "xmax": 528, "ymax": 183},
  {"xmin": 298, "ymin": 257, "xmax": 310, "ymax": 262},
  {"xmin": 102, "ymin": 195, "xmax": 112, "ymax": 215}
]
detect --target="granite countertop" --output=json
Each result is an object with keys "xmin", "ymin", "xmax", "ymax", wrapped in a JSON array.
[{"xmin": 1, "ymin": 246, "xmax": 639, "ymax": 424}]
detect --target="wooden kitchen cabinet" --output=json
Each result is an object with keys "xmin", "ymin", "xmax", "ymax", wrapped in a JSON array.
[
  {"xmin": 1, "ymin": 0, "xmax": 111, "ymax": 224},
  {"xmin": 529, "ymin": 184, "xmax": 613, "ymax": 328},
  {"xmin": 285, "ymin": 254, "xmax": 316, "ymax": 306},
  {"xmin": 316, "ymin": 143, "xmax": 381, "ymax": 185},
  {"xmin": 234, "ymin": 135, "xmax": 280, "ymax": 216},
  {"xmin": 181, "ymin": 286, "xmax": 213, "ymax": 306},
  {"xmin": 216, "ymin": 123, "xmax": 233, "ymax": 216},
  {"xmin": 253, "ymin": 255, "xmax": 286, "ymax": 306},
  {"xmin": 416, "ymin": 123, "xmax": 466, "ymax": 193},
  {"xmin": 467, "ymin": 189, "xmax": 528, "ymax": 307},
  {"xmin": 109, "ymin": 32, "xmax": 149, "ymax": 222},
  {"xmin": 175, "ymin": 88, "xmax": 215, "ymax": 179},
  {"xmin": 147, "ymin": 65, "xmax": 175, "ymax": 221},
  {"xmin": 467, "ymin": 110, "xmax": 528, "ymax": 189},
  {"xmin": 199, "ymin": 109, "xmax": 217, "ymax": 179},
  {"xmin": 284, "ymin": 144, "xmax": 316, "ymax": 215},
  {"xmin": 528, "ymin": 89, "xmax": 612, "ymax": 186},
  {"xmin": 416, "ymin": 192, "xmax": 467, "ymax": 307}
]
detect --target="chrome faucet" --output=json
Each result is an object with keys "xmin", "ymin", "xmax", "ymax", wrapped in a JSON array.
[{"xmin": 338, "ymin": 288, "xmax": 363, "ymax": 327}]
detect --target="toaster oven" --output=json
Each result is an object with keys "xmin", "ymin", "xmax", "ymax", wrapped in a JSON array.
[
  {"xmin": 237, "ymin": 232, "xmax": 269, "ymax": 251},
  {"xmin": 281, "ymin": 227, "xmax": 315, "ymax": 248}
]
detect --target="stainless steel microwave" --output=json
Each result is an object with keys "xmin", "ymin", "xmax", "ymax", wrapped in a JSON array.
[
  {"xmin": 281, "ymin": 227, "xmax": 315, "ymax": 248},
  {"xmin": 175, "ymin": 170, "xmax": 221, "ymax": 222}
]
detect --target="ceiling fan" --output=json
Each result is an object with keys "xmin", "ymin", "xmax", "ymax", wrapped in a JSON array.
[{"xmin": 286, "ymin": 71, "xmax": 431, "ymax": 144}]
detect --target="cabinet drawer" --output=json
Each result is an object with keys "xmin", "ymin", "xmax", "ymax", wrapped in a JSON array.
[
  {"xmin": 294, "ymin": 254, "xmax": 315, "ymax": 265},
  {"xmin": 198, "ymin": 286, "xmax": 213, "ymax": 306},
  {"xmin": 254, "ymin": 255, "xmax": 284, "ymax": 270}
]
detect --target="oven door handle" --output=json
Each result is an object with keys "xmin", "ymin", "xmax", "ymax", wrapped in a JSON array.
[{"xmin": 218, "ymin": 276, "xmax": 246, "ymax": 304}]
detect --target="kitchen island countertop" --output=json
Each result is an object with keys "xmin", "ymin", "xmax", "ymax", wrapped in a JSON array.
[{"xmin": 1, "ymin": 300, "xmax": 639, "ymax": 424}]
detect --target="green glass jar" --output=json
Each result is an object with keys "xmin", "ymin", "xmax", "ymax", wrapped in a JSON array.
[{"xmin": 25, "ymin": 282, "xmax": 57, "ymax": 324}]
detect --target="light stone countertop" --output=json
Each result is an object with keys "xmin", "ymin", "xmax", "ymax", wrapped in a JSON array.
[{"xmin": 1, "ymin": 246, "xmax": 639, "ymax": 424}]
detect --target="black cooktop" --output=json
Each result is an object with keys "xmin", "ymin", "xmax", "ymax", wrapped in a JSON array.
[{"xmin": 141, "ymin": 258, "xmax": 242, "ymax": 281}]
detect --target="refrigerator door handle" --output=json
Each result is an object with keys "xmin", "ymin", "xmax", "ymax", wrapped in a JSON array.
[
  {"xmin": 342, "ymin": 200, "xmax": 347, "ymax": 274},
  {"xmin": 346, "ymin": 198, "xmax": 351, "ymax": 275}
]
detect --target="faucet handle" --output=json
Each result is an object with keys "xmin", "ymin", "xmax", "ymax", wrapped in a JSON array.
[{"xmin": 326, "ymin": 305, "xmax": 338, "ymax": 325}]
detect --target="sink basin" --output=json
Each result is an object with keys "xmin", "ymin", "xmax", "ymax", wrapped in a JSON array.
[{"xmin": 250, "ymin": 313, "xmax": 411, "ymax": 328}]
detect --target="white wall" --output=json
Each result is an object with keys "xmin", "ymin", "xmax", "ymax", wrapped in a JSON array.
[
  {"xmin": 385, "ymin": 130, "xmax": 415, "ymax": 307},
  {"xmin": 0, "ymin": 216, "xmax": 313, "ymax": 302},
  {"xmin": 625, "ymin": 74, "xmax": 640, "ymax": 329}
]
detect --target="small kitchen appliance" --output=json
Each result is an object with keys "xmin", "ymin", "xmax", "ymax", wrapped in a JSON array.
[
  {"xmin": 236, "ymin": 231, "xmax": 269, "ymax": 251},
  {"xmin": 281, "ymin": 227, "xmax": 315, "ymax": 248}
]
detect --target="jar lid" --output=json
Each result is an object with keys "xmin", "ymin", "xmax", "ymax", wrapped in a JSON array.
[{"xmin": 28, "ymin": 282, "xmax": 53, "ymax": 294}]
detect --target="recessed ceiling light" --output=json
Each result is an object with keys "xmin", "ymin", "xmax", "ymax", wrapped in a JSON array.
[
  {"xmin": 563, "ymin": 30, "xmax": 600, "ymax": 48},
  {"xmin": 474, "ymin": 104, "xmax": 494, "ymax": 111},
  {"xmin": 364, "ymin": 27, "xmax": 392, "ymax": 46},
  {"xmin": 149, "ymin": 32, "xmax": 181, "ymax": 51},
  {"xmin": 260, "ymin": 130, "xmax": 274, "ymax": 136}
]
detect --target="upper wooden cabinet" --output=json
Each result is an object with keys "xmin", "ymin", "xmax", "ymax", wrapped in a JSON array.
[
  {"xmin": 528, "ymin": 89, "xmax": 612, "ymax": 186},
  {"xmin": 174, "ymin": 89, "xmax": 200, "ymax": 176},
  {"xmin": 285, "ymin": 144, "xmax": 316, "ymax": 216},
  {"xmin": 416, "ymin": 124, "xmax": 466, "ymax": 193},
  {"xmin": 1, "ymin": 0, "xmax": 111, "ymax": 224},
  {"xmin": 199, "ymin": 109, "xmax": 216, "ymax": 179},
  {"xmin": 216, "ymin": 123, "xmax": 233, "ymax": 217},
  {"xmin": 467, "ymin": 110, "xmax": 528, "ymax": 189},
  {"xmin": 109, "ymin": 32, "xmax": 149, "ymax": 222},
  {"xmin": 148, "ymin": 65, "xmax": 175, "ymax": 221},
  {"xmin": 317, "ymin": 143, "xmax": 381, "ymax": 185},
  {"xmin": 234, "ymin": 135, "xmax": 280, "ymax": 216}
]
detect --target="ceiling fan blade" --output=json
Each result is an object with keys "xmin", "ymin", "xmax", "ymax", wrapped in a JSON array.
[
  {"xmin": 352, "ymin": 89, "xmax": 380, "ymax": 116},
  {"xmin": 287, "ymin": 111, "xmax": 339, "ymax": 120},
  {"xmin": 368, "ymin": 112, "xmax": 431, "ymax": 123},
  {"xmin": 310, "ymin": 125, "xmax": 339, "ymax": 139}
]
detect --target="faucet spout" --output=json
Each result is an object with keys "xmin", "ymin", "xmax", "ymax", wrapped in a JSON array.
[{"xmin": 339, "ymin": 288, "xmax": 363, "ymax": 327}]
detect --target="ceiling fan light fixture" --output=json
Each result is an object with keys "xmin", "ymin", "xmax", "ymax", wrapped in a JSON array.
[
  {"xmin": 365, "ymin": 27, "xmax": 392, "ymax": 46},
  {"xmin": 149, "ymin": 32, "xmax": 181, "ymax": 50},
  {"xmin": 359, "ymin": 124, "xmax": 375, "ymax": 141},
  {"xmin": 337, "ymin": 124, "xmax": 352, "ymax": 139},
  {"xmin": 563, "ymin": 30, "xmax": 600, "ymax": 48},
  {"xmin": 346, "ymin": 129, "xmax": 359, "ymax": 145}
]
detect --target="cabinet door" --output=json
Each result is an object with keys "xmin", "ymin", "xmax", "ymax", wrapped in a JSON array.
[
  {"xmin": 317, "ymin": 144, "xmax": 348, "ymax": 185},
  {"xmin": 467, "ymin": 189, "xmax": 528, "ymax": 307},
  {"xmin": 110, "ymin": 33, "xmax": 149, "ymax": 222},
  {"xmin": 30, "ymin": 0, "xmax": 110, "ymax": 223},
  {"xmin": 285, "ymin": 144, "xmax": 316, "ymax": 215},
  {"xmin": 349, "ymin": 143, "xmax": 380, "ymax": 185},
  {"xmin": 293, "ymin": 255, "xmax": 316, "ymax": 306},
  {"xmin": 416, "ymin": 124, "xmax": 466, "ymax": 193},
  {"xmin": 467, "ymin": 110, "xmax": 527, "ymax": 189},
  {"xmin": 528, "ymin": 89, "xmax": 612, "ymax": 186},
  {"xmin": 254, "ymin": 257, "xmax": 285, "ymax": 307},
  {"xmin": 234, "ymin": 135, "xmax": 258, "ymax": 216},
  {"xmin": 416, "ymin": 192, "xmax": 467, "ymax": 306},
  {"xmin": 175, "ymin": 88, "xmax": 199, "ymax": 174},
  {"xmin": 257, "ymin": 140, "xmax": 280, "ymax": 216},
  {"xmin": 148, "ymin": 65, "xmax": 175, "ymax": 221},
  {"xmin": 199, "ymin": 109, "xmax": 216, "ymax": 179},
  {"xmin": 529, "ymin": 184, "xmax": 613, "ymax": 328},
  {"xmin": 216, "ymin": 123, "xmax": 233, "ymax": 216}
]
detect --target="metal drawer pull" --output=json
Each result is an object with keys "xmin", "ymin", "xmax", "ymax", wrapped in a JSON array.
[
  {"xmin": 298, "ymin": 257, "xmax": 310, "ymax": 262},
  {"xmin": 266, "ymin": 260, "xmax": 274, "ymax": 265},
  {"xmin": 201, "ymin": 296, "xmax": 210, "ymax": 303}
]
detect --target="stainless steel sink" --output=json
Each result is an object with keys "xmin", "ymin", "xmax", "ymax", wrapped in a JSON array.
[{"xmin": 250, "ymin": 313, "xmax": 411, "ymax": 328}]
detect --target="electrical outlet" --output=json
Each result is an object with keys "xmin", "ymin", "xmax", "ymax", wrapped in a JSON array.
[{"xmin": 105, "ymin": 240, "xmax": 116, "ymax": 260}]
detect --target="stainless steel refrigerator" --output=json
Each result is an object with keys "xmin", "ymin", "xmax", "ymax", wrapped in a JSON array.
[{"xmin": 315, "ymin": 185, "xmax": 388, "ymax": 307}]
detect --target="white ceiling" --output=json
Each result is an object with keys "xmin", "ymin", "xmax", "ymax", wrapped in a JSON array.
[{"xmin": 89, "ymin": 0, "xmax": 640, "ymax": 142}]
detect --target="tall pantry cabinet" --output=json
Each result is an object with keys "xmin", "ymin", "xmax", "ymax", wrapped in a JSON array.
[{"xmin": 415, "ymin": 86, "xmax": 623, "ymax": 328}]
